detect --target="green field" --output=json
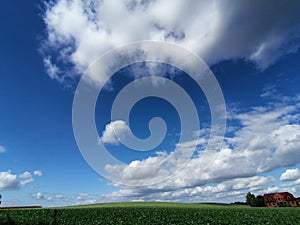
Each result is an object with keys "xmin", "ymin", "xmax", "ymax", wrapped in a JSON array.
[{"xmin": 1, "ymin": 202, "xmax": 300, "ymax": 225}]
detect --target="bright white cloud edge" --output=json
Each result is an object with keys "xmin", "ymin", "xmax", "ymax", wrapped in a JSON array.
[{"xmin": 42, "ymin": 0, "xmax": 300, "ymax": 84}]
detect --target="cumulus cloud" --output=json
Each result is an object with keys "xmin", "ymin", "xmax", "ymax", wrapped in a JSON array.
[
  {"xmin": 100, "ymin": 120, "xmax": 131, "ymax": 145},
  {"xmin": 107, "ymin": 100, "xmax": 300, "ymax": 185},
  {"xmin": 42, "ymin": 0, "xmax": 300, "ymax": 84},
  {"xmin": 280, "ymin": 168, "xmax": 300, "ymax": 181},
  {"xmin": 0, "ymin": 171, "xmax": 19, "ymax": 190},
  {"xmin": 107, "ymin": 176, "xmax": 275, "ymax": 202},
  {"xmin": 0, "ymin": 170, "xmax": 42, "ymax": 191},
  {"xmin": 103, "ymin": 96, "xmax": 300, "ymax": 200}
]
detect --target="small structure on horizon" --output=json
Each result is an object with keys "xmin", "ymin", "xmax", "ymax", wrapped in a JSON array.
[{"xmin": 263, "ymin": 192, "xmax": 298, "ymax": 207}]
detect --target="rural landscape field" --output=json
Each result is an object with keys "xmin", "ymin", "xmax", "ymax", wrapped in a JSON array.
[{"xmin": 1, "ymin": 202, "xmax": 300, "ymax": 225}]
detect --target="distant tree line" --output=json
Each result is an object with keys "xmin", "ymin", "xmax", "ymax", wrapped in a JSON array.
[
  {"xmin": 246, "ymin": 192, "xmax": 265, "ymax": 207},
  {"xmin": 230, "ymin": 201, "xmax": 247, "ymax": 205}
]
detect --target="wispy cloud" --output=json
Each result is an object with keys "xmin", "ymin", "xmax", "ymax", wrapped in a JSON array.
[
  {"xmin": 43, "ymin": 57, "xmax": 61, "ymax": 81},
  {"xmin": 0, "ymin": 146, "xmax": 6, "ymax": 153}
]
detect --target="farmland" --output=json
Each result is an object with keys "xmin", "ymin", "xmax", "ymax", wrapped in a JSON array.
[{"xmin": 0, "ymin": 202, "xmax": 300, "ymax": 225}]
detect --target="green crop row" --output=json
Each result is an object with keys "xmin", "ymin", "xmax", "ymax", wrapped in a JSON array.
[{"xmin": 1, "ymin": 205, "xmax": 300, "ymax": 225}]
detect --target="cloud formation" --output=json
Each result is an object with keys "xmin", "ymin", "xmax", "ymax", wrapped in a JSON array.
[
  {"xmin": 106, "ymin": 175, "xmax": 298, "ymax": 203},
  {"xmin": 103, "ymin": 96, "xmax": 300, "ymax": 200},
  {"xmin": 34, "ymin": 170, "xmax": 43, "ymax": 176},
  {"xmin": 280, "ymin": 168, "xmax": 300, "ymax": 181},
  {"xmin": 32, "ymin": 192, "xmax": 44, "ymax": 200},
  {"xmin": 100, "ymin": 120, "xmax": 131, "ymax": 145},
  {"xmin": 0, "ymin": 170, "xmax": 42, "ymax": 191},
  {"xmin": 42, "ymin": 0, "xmax": 300, "ymax": 84}
]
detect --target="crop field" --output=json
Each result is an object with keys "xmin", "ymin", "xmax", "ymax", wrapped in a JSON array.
[{"xmin": 0, "ymin": 202, "xmax": 300, "ymax": 225}]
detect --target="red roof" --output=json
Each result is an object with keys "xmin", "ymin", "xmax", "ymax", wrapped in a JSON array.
[{"xmin": 263, "ymin": 192, "xmax": 296, "ymax": 203}]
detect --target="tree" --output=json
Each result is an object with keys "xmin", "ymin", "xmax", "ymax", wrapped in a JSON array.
[
  {"xmin": 246, "ymin": 192, "xmax": 256, "ymax": 206},
  {"xmin": 256, "ymin": 195, "xmax": 265, "ymax": 207},
  {"xmin": 246, "ymin": 192, "xmax": 265, "ymax": 207}
]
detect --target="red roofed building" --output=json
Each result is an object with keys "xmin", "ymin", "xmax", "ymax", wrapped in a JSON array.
[{"xmin": 263, "ymin": 192, "xmax": 298, "ymax": 207}]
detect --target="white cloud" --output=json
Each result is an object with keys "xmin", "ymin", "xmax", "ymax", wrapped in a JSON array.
[
  {"xmin": 19, "ymin": 171, "xmax": 32, "ymax": 179},
  {"xmin": 43, "ymin": 57, "xmax": 60, "ymax": 80},
  {"xmin": 19, "ymin": 171, "xmax": 34, "ymax": 186},
  {"xmin": 280, "ymin": 168, "xmax": 300, "ymax": 181},
  {"xmin": 103, "ymin": 97, "xmax": 300, "ymax": 200},
  {"xmin": 106, "ymin": 101, "xmax": 300, "ymax": 186},
  {"xmin": 294, "ymin": 179, "xmax": 300, "ymax": 185},
  {"xmin": 0, "ymin": 170, "xmax": 42, "ymax": 191},
  {"xmin": 0, "ymin": 171, "xmax": 19, "ymax": 190},
  {"xmin": 29, "ymin": 192, "xmax": 100, "ymax": 206},
  {"xmin": 34, "ymin": 170, "xmax": 43, "ymax": 176},
  {"xmin": 107, "ymin": 175, "xmax": 274, "ymax": 202},
  {"xmin": 42, "ymin": 0, "xmax": 300, "ymax": 84},
  {"xmin": 76, "ymin": 193, "xmax": 98, "ymax": 205},
  {"xmin": 0, "ymin": 146, "xmax": 6, "ymax": 153},
  {"xmin": 100, "ymin": 120, "xmax": 131, "ymax": 145},
  {"xmin": 76, "ymin": 193, "xmax": 89, "ymax": 200},
  {"xmin": 32, "ymin": 192, "xmax": 44, "ymax": 200},
  {"xmin": 260, "ymin": 186, "xmax": 297, "ymax": 195}
]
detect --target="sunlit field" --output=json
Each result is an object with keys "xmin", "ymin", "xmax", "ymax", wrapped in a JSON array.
[{"xmin": 1, "ymin": 202, "xmax": 300, "ymax": 225}]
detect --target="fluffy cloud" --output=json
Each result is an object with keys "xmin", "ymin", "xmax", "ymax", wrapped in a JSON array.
[
  {"xmin": 31, "ymin": 192, "xmax": 68, "ymax": 204},
  {"xmin": 0, "ymin": 171, "xmax": 19, "ymax": 190},
  {"xmin": 30, "ymin": 192, "xmax": 99, "ymax": 206},
  {"xmin": 107, "ymin": 176, "xmax": 275, "ymax": 202},
  {"xmin": 0, "ymin": 146, "xmax": 6, "ymax": 153},
  {"xmin": 34, "ymin": 170, "xmax": 43, "ymax": 176},
  {"xmin": 107, "ymin": 101, "xmax": 300, "ymax": 185},
  {"xmin": 280, "ymin": 168, "xmax": 300, "ymax": 181},
  {"xmin": 32, "ymin": 192, "xmax": 45, "ymax": 200},
  {"xmin": 0, "ymin": 170, "xmax": 42, "ymax": 191},
  {"xmin": 100, "ymin": 120, "xmax": 131, "ymax": 145},
  {"xmin": 42, "ymin": 0, "xmax": 300, "ymax": 84},
  {"xmin": 260, "ymin": 186, "xmax": 297, "ymax": 195},
  {"xmin": 294, "ymin": 179, "xmax": 300, "ymax": 185},
  {"xmin": 103, "ymin": 97, "xmax": 300, "ymax": 200}
]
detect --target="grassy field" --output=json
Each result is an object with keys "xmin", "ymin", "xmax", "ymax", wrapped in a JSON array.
[{"xmin": 1, "ymin": 202, "xmax": 300, "ymax": 225}]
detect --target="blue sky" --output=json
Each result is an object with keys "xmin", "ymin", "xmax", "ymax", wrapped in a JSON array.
[{"xmin": 1, "ymin": 0, "xmax": 300, "ymax": 206}]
